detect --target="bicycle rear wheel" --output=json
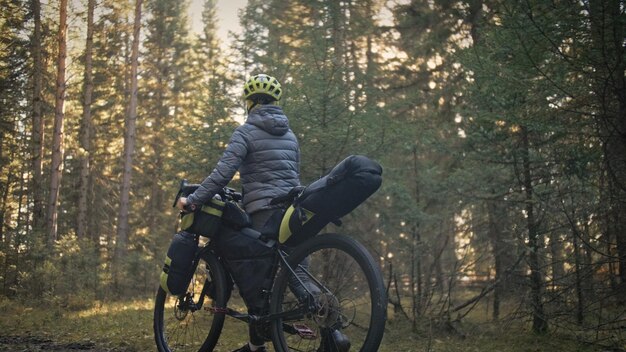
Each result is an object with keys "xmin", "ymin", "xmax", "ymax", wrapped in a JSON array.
[
  {"xmin": 154, "ymin": 250, "xmax": 229, "ymax": 352},
  {"xmin": 270, "ymin": 234, "xmax": 387, "ymax": 352}
]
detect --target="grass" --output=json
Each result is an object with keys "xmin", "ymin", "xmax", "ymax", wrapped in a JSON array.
[{"xmin": 0, "ymin": 296, "xmax": 618, "ymax": 352}]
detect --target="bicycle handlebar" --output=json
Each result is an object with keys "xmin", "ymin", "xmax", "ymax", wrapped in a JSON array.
[{"xmin": 173, "ymin": 179, "xmax": 242, "ymax": 210}]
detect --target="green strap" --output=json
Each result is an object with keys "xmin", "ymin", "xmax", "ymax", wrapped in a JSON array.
[
  {"xmin": 160, "ymin": 256, "xmax": 172, "ymax": 294},
  {"xmin": 180, "ymin": 199, "xmax": 225, "ymax": 230},
  {"xmin": 200, "ymin": 204, "xmax": 223, "ymax": 217},
  {"xmin": 279, "ymin": 205, "xmax": 315, "ymax": 244}
]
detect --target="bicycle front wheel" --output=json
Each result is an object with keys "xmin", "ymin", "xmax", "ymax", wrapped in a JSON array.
[
  {"xmin": 270, "ymin": 233, "xmax": 387, "ymax": 352},
  {"xmin": 154, "ymin": 250, "xmax": 229, "ymax": 352}
]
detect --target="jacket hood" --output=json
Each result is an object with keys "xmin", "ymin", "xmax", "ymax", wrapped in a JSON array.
[{"xmin": 246, "ymin": 105, "xmax": 290, "ymax": 136}]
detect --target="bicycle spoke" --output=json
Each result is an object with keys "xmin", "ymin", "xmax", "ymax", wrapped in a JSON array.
[
  {"xmin": 155, "ymin": 252, "xmax": 228, "ymax": 352},
  {"xmin": 271, "ymin": 234, "xmax": 386, "ymax": 352}
]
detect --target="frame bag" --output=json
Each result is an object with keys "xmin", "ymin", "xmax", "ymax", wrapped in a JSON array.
[
  {"xmin": 279, "ymin": 155, "xmax": 383, "ymax": 246},
  {"xmin": 217, "ymin": 226, "xmax": 276, "ymax": 314},
  {"xmin": 160, "ymin": 231, "xmax": 198, "ymax": 296}
]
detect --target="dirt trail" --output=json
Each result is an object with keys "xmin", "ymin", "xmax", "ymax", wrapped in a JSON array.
[{"xmin": 0, "ymin": 335, "xmax": 133, "ymax": 352}]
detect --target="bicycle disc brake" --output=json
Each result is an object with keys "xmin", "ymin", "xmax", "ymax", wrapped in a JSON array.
[
  {"xmin": 174, "ymin": 293, "xmax": 196, "ymax": 321},
  {"xmin": 313, "ymin": 293, "xmax": 341, "ymax": 328}
]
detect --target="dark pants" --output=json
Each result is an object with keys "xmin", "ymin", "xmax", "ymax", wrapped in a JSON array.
[
  {"xmin": 248, "ymin": 209, "xmax": 278, "ymax": 346},
  {"xmin": 246, "ymin": 209, "xmax": 318, "ymax": 346}
]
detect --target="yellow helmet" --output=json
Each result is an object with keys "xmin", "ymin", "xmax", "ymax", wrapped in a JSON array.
[{"xmin": 243, "ymin": 74, "xmax": 282, "ymax": 101}]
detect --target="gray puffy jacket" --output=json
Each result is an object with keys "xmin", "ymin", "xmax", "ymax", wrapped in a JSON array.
[{"xmin": 187, "ymin": 105, "xmax": 300, "ymax": 214}]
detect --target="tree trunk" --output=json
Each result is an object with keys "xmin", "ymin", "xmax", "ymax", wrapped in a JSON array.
[
  {"xmin": 328, "ymin": 0, "xmax": 345, "ymax": 66},
  {"xmin": 410, "ymin": 145, "xmax": 423, "ymax": 327},
  {"xmin": 0, "ymin": 163, "xmax": 13, "ymax": 246},
  {"xmin": 30, "ymin": 0, "xmax": 45, "ymax": 234},
  {"xmin": 549, "ymin": 231, "xmax": 564, "ymax": 289},
  {"xmin": 13, "ymin": 156, "xmax": 28, "ymax": 289},
  {"xmin": 115, "ymin": 0, "xmax": 142, "ymax": 262},
  {"xmin": 410, "ymin": 225, "xmax": 422, "ymax": 326},
  {"xmin": 486, "ymin": 199, "xmax": 502, "ymax": 321},
  {"xmin": 520, "ymin": 126, "xmax": 548, "ymax": 333},
  {"xmin": 1, "ymin": 179, "xmax": 8, "ymax": 292},
  {"xmin": 147, "ymin": 79, "xmax": 165, "ymax": 236},
  {"xmin": 46, "ymin": 0, "xmax": 68, "ymax": 245},
  {"xmin": 589, "ymin": 0, "xmax": 626, "ymax": 293},
  {"xmin": 77, "ymin": 0, "xmax": 96, "ymax": 239},
  {"xmin": 582, "ymin": 220, "xmax": 595, "ymax": 301},
  {"xmin": 572, "ymin": 225, "xmax": 585, "ymax": 325}
]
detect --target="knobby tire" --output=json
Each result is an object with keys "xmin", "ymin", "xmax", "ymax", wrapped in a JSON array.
[
  {"xmin": 154, "ymin": 251, "xmax": 228, "ymax": 352},
  {"xmin": 270, "ymin": 233, "xmax": 387, "ymax": 352}
]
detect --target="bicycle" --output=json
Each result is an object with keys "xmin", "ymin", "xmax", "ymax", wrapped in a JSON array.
[{"xmin": 154, "ymin": 181, "xmax": 387, "ymax": 352}]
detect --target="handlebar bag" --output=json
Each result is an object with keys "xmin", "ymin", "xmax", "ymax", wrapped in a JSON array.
[
  {"xmin": 221, "ymin": 201, "xmax": 252, "ymax": 229},
  {"xmin": 279, "ymin": 155, "xmax": 382, "ymax": 246},
  {"xmin": 160, "ymin": 231, "xmax": 198, "ymax": 296},
  {"xmin": 180, "ymin": 198, "xmax": 225, "ymax": 237}
]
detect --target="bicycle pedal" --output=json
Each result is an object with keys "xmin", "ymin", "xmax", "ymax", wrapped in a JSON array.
[{"xmin": 293, "ymin": 324, "xmax": 317, "ymax": 339}]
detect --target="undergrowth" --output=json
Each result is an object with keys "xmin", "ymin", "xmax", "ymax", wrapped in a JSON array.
[{"xmin": 0, "ymin": 296, "xmax": 616, "ymax": 352}]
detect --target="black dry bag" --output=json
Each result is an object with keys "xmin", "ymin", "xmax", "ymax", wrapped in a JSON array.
[
  {"xmin": 279, "ymin": 155, "xmax": 382, "ymax": 246},
  {"xmin": 217, "ymin": 226, "xmax": 276, "ymax": 314},
  {"xmin": 221, "ymin": 201, "xmax": 252, "ymax": 229},
  {"xmin": 180, "ymin": 198, "xmax": 224, "ymax": 237},
  {"xmin": 160, "ymin": 231, "xmax": 198, "ymax": 296}
]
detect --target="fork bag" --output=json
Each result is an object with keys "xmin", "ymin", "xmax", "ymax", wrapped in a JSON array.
[
  {"xmin": 160, "ymin": 231, "xmax": 198, "ymax": 296},
  {"xmin": 279, "ymin": 155, "xmax": 382, "ymax": 246}
]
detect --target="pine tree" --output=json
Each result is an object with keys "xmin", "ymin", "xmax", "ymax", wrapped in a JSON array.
[
  {"xmin": 115, "ymin": 0, "xmax": 142, "ymax": 265},
  {"xmin": 179, "ymin": 0, "xmax": 238, "ymax": 183},
  {"xmin": 89, "ymin": 0, "xmax": 133, "ymax": 244},
  {"xmin": 139, "ymin": 0, "xmax": 194, "ymax": 239},
  {"xmin": 454, "ymin": 0, "xmax": 626, "ymax": 332},
  {"xmin": 46, "ymin": 0, "xmax": 68, "ymax": 244},
  {"xmin": 77, "ymin": 0, "xmax": 96, "ymax": 240},
  {"xmin": 587, "ymin": 0, "xmax": 626, "ymax": 294},
  {"xmin": 389, "ymin": 0, "xmax": 481, "ymax": 323},
  {"xmin": 0, "ymin": 0, "xmax": 31, "ymax": 293},
  {"xmin": 30, "ymin": 0, "xmax": 46, "ymax": 234},
  {"xmin": 236, "ymin": 0, "xmax": 390, "ymax": 179}
]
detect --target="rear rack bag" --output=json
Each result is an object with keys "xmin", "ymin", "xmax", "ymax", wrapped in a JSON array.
[{"xmin": 279, "ymin": 155, "xmax": 382, "ymax": 246}]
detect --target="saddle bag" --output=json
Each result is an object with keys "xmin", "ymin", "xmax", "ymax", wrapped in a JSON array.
[
  {"xmin": 279, "ymin": 155, "xmax": 382, "ymax": 246},
  {"xmin": 160, "ymin": 231, "xmax": 198, "ymax": 296}
]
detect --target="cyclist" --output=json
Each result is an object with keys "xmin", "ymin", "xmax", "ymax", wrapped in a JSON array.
[
  {"xmin": 177, "ymin": 74, "xmax": 349, "ymax": 352},
  {"xmin": 177, "ymin": 73, "xmax": 298, "ymax": 352}
]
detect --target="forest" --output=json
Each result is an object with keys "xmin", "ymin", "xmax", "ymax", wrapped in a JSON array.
[{"xmin": 0, "ymin": 0, "xmax": 625, "ymax": 351}]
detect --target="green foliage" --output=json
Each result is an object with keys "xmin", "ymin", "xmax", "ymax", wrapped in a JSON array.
[
  {"xmin": 0, "ymin": 0, "xmax": 624, "ymax": 348},
  {"xmin": 234, "ymin": 0, "xmax": 391, "ymax": 180},
  {"xmin": 15, "ymin": 234, "xmax": 99, "ymax": 306}
]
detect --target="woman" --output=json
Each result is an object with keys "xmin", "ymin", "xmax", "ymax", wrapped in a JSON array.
[{"xmin": 178, "ymin": 73, "xmax": 299, "ymax": 352}]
